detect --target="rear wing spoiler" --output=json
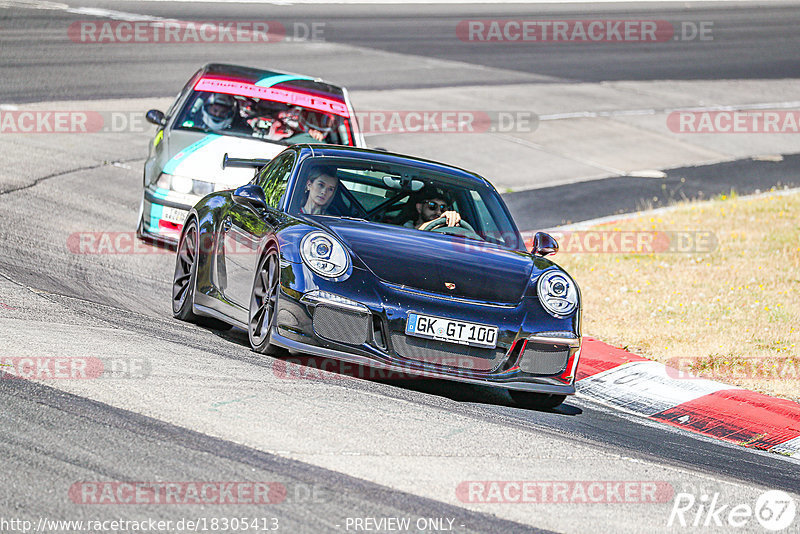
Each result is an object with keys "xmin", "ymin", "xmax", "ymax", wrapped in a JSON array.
[{"xmin": 221, "ymin": 153, "xmax": 271, "ymax": 170}]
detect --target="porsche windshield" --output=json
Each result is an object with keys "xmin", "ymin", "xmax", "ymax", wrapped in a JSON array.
[
  {"xmin": 174, "ymin": 90, "xmax": 357, "ymax": 146},
  {"xmin": 288, "ymin": 158, "xmax": 524, "ymax": 251}
]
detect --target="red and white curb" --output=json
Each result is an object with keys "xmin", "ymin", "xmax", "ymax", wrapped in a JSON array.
[{"xmin": 575, "ymin": 338, "xmax": 800, "ymax": 458}]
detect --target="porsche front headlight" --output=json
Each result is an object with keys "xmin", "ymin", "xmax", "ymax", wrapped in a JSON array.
[
  {"xmin": 300, "ymin": 232, "xmax": 349, "ymax": 278},
  {"xmin": 537, "ymin": 270, "xmax": 578, "ymax": 318}
]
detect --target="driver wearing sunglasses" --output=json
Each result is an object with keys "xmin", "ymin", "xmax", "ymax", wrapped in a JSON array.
[{"xmin": 405, "ymin": 186, "xmax": 461, "ymax": 230}]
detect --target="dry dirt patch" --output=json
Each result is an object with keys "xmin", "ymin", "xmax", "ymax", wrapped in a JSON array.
[{"xmin": 556, "ymin": 189, "xmax": 800, "ymax": 401}]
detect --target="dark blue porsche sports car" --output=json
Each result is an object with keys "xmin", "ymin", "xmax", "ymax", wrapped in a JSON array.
[{"xmin": 172, "ymin": 144, "xmax": 581, "ymax": 408}]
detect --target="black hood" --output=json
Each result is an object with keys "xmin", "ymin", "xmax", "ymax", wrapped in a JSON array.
[{"xmin": 322, "ymin": 219, "xmax": 533, "ymax": 303}]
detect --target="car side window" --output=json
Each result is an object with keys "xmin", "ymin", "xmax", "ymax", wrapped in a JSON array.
[
  {"xmin": 166, "ymin": 70, "xmax": 202, "ymax": 121},
  {"xmin": 256, "ymin": 153, "xmax": 295, "ymax": 209}
]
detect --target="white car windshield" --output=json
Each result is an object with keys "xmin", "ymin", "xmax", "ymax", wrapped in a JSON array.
[{"xmin": 174, "ymin": 91, "xmax": 357, "ymax": 146}]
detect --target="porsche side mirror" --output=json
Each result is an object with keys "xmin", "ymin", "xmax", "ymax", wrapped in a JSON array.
[
  {"xmin": 531, "ymin": 232, "xmax": 558, "ymax": 257},
  {"xmin": 145, "ymin": 109, "xmax": 166, "ymax": 126},
  {"xmin": 232, "ymin": 184, "xmax": 267, "ymax": 213}
]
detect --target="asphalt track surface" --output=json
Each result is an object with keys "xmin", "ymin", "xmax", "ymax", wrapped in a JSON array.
[
  {"xmin": 2, "ymin": 1, "xmax": 800, "ymax": 533},
  {"xmin": 2, "ymin": 1, "xmax": 800, "ymax": 102},
  {"xmin": 506, "ymin": 153, "xmax": 800, "ymax": 229}
]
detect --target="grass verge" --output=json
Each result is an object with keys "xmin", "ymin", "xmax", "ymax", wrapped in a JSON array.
[{"xmin": 555, "ymin": 189, "xmax": 800, "ymax": 401}]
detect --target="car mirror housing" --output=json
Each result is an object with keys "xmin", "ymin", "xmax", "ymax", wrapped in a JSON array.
[
  {"xmin": 233, "ymin": 184, "xmax": 268, "ymax": 213},
  {"xmin": 531, "ymin": 232, "xmax": 558, "ymax": 257},
  {"xmin": 145, "ymin": 109, "xmax": 166, "ymax": 126}
]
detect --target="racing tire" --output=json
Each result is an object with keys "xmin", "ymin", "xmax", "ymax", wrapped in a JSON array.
[
  {"xmin": 248, "ymin": 249, "xmax": 285, "ymax": 355},
  {"xmin": 508, "ymin": 391, "xmax": 566, "ymax": 410},
  {"xmin": 172, "ymin": 217, "xmax": 231, "ymax": 330}
]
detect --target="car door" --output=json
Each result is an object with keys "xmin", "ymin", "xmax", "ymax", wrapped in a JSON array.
[{"xmin": 221, "ymin": 152, "xmax": 295, "ymax": 313}]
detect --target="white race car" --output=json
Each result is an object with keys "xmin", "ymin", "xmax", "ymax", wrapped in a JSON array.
[{"xmin": 138, "ymin": 63, "xmax": 365, "ymax": 245}]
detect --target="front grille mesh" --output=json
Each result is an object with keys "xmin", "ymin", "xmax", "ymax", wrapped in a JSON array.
[
  {"xmin": 518, "ymin": 346, "xmax": 570, "ymax": 375},
  {"xmin": 313, "ymin": 306, "xmax": 369, "ymax": 345},
  {"xmin": 389, "ymin": 333, "xmax": 504, "ymax": 371}
]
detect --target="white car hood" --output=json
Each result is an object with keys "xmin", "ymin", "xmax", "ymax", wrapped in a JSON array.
[{"xmin": 164, "ymin": 134, "xmax": 284, "ymax": 188}]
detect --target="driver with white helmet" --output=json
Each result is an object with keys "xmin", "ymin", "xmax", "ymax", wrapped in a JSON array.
[{"xmin": 201, "ymin": 93, "xmax": 237, "ymax": 131}]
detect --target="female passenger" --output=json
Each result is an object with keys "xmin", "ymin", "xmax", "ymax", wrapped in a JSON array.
[{"xmin": 301, "ymin": 168, "xmax": 339, "ymax": 215}]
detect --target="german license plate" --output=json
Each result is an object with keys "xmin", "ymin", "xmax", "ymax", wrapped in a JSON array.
[
  {"xmin": 161, "ymin": 206, "xmax": 188, "ymax": 224},
  {"xmin": 405, "ymin": 312, "xmax": 498, "ymax": 349}
]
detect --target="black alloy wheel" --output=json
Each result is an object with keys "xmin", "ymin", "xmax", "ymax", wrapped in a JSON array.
[
  {"xmin": 172, "ymin": 218, "xmax": 230, "ymax": 330},
  {"xmin": 248, "ymin": 250, "xmax": 282, "ymax": 354}
]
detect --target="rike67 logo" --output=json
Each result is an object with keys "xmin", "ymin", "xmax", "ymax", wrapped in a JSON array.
[{"xmin": 668, "ymin": 490, "xmax": 797, "ymax": 531}]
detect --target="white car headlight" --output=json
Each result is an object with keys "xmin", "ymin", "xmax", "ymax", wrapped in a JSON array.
[
  {"xmin": 537, "ymin": 270, "xmax": 578, "ymax": 318},
  {"xmin": 300, "ymin": 232, "xmax": 349, "ymax": 278},
  {"xmin": 170, "ymin": 174, "xmax": 194, "ymax": 194}
]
